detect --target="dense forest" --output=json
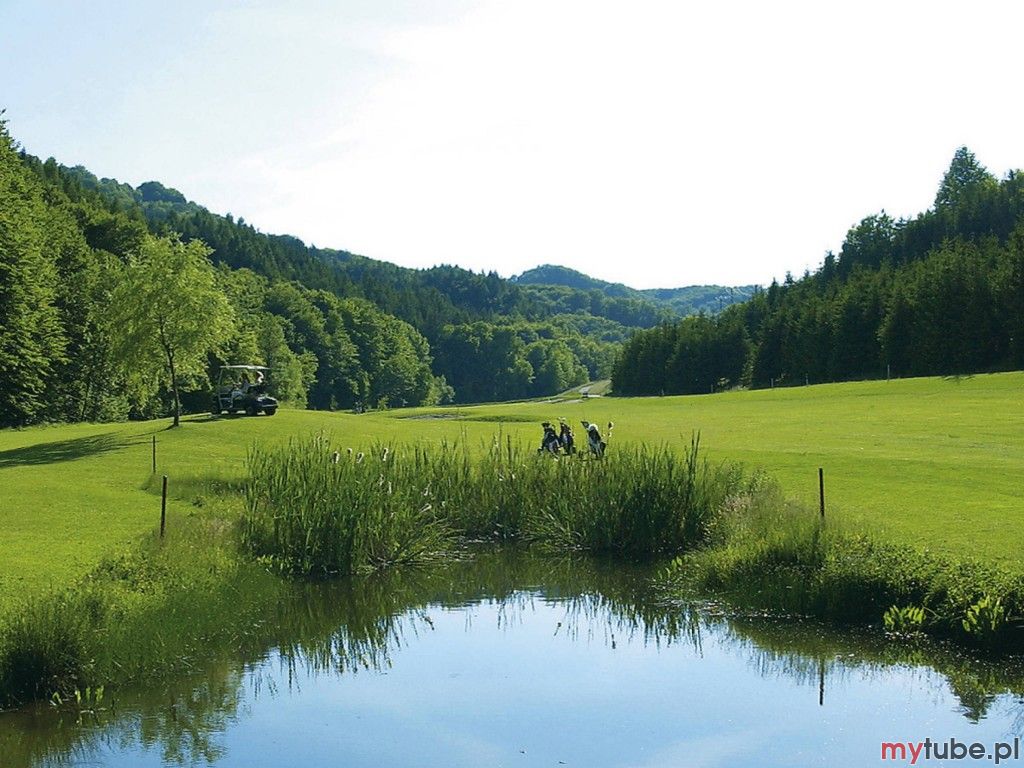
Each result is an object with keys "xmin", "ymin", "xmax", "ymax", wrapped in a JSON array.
[
  {"xmin": 2, "ymin": 119, "xmax": 747, "ymax": 427},
  {"xmin": 0, "ymin": 128, "xmax": 456, "ymax": 425},
  {"xmin": 613, "ymin": 148, "xmax": 1024, "ymax": 396}
]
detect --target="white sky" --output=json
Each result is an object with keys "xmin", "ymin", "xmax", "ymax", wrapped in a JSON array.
[{"xmin": 2, "ymin": 0, "xmax": 1023, "ymax": 288}]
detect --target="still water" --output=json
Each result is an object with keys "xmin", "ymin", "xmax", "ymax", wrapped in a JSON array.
[{"xmin": 2, "ymin": 551, "xmax": 1023, "ymax": 767}]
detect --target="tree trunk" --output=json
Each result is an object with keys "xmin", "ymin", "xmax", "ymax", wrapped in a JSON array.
[
  {"xmin": 168, "ymin": 350, "xmax": 181, "ymax": 427},
  {"xmin": 159, "ymin": 320, "xmax": 181, "ymax": 427},
  {"xmin": 80, "ymin": 378, "xmax": 92, "ymax": 422}
]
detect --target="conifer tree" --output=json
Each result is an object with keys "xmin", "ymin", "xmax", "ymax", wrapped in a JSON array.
[{"xmin": 0, "ymin": 121, "xmax": 66, "ymax": 426}]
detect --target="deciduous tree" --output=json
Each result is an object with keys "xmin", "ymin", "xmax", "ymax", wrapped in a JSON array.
[{"xmin": 106, "ymin": 236, "xmax": 235, "ymax": 426}]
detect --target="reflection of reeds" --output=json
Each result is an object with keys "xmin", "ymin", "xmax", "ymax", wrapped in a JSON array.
[
  {"xmin": 242, "ymin": 433, "xmax": 747, "ymax": 575},
  {"xmin": 723, "ymin": 615, "xmax": 1024, "ymax": 724}
]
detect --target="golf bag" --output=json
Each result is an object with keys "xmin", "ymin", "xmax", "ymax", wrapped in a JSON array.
[
  {"xmin": 538, "ymin": 423, "xmax": 561, "ymax": 455},
  {"xmin": 582, "ymin": 421, "xmax": 613, "ymax": 458},
  {"xmin": 558, "ymin": 421, "xmax": 575, "ymax": 454}
]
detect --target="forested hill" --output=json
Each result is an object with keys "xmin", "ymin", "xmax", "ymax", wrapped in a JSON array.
[
  {"xmin": 51, "ymin": 166, "xmax": 680, "ymax": 335},
  {"xmin": 4, "ymin": 116, "xmax": 740, "ymax": 427},
  {"xmin": 512, "ymin": 264, "xmax": 758, "ymax": 316},
  {"xmin": 613, "ymin": 148, "xmax": 1024, "ymax": 396},
  {"xmin": 46, "ymin": 162, "xmax": 662, "ymax": 405}
]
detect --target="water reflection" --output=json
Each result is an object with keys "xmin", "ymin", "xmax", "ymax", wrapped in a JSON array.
[{"xmin": 3, "ymin": 549, "xmax": 1023, "ymax": 767}]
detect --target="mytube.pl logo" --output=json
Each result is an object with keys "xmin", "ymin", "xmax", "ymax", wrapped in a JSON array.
[{"xmin": 881, "ymin": 738, "xmax": 1021, "ymax": 765}]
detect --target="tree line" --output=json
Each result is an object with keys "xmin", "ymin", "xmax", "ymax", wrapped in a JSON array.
[
  {"xmin": 614, "ymin": 148, "xmax": 1024, "ymax": 395},
  {"xmin": 1, "ymin": 121, "xmax": 626, "ymax": 427}
]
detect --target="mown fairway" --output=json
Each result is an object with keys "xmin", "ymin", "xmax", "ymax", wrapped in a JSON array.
[{"xmin": 1, "ymin": 372, "xmax": 1022, "ymax": 614}]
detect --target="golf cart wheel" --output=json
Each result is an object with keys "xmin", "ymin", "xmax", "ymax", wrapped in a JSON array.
[
  {"xmin": 264, "ymin": 407, "xmax": 277, "ymax": 416},
  {"xmin": 245, "ymin": 404, "xmax": 258, "ymax": 417}
]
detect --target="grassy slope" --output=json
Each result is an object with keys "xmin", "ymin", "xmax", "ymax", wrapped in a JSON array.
[{"xmin": 1, "ymin": 372, "xmax": 1021, "ymax": 614}]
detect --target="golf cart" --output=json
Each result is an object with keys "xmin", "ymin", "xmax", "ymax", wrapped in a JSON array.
[{"xmin": 212, "ymin": 365, "xmax": 278, "ymax": 416}]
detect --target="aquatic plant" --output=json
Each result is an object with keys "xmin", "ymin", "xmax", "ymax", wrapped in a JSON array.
[
  {"xmin": 242, "ymin": 437, "xmax": 456, "ymax": 575},
  {"xmin": 962, "ymin": 595, "xmax": 1007, "ymax": 644},
  {"xmin": 883, "ymin": 605, "xmax": 926, "ymax": 633},
  {"xmin": 240, "ymin": 433, "xmax": 745, "ymax": 573}
]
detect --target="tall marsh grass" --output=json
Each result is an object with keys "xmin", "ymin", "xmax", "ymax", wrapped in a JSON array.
[
  {"xmin": 243, "ymin": 439, "xmax": 456, "ymax": 575},
  {"xmin": 240, "ymin": 433, "xmax": 749, "ymax": 575}
]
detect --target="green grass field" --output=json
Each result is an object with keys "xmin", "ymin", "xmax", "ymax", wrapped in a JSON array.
[{"xmin": 1, "ymin": 372, "xmax": 1022, "ymax": 614}]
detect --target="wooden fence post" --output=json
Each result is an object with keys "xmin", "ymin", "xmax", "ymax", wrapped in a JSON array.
[
  {"xmin": 160, "ymin": 475, "xmax": 168, "ymax": 538},
  {"xmin": 818, "ymin": 467, "xmax": 825, "ymax": 519}
]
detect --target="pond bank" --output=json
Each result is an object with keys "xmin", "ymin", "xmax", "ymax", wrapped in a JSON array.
[
  {"xmin": 3, "ymin": 436, "xmax": 1022, "ymax": 712},
  {"xmin": 3, "ymin": 549, "xmax": 1024, "ymax": 768},
  {"xmin": 663, "ymin": 483, "xmax": 1024, "ymax": 648}
]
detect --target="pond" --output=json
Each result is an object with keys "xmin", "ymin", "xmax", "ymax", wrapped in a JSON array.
[{"xmin": 2, "ymin": 550, "xmax": 1023, "ymax": 767}]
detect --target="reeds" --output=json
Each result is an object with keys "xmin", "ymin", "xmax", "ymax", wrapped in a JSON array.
[
  {"xmin": 240, "ymin": 433, "xmax": 746, "ymax": 575},
  {"xmin": 0, "ymin": 596, "xmax": 90, "ymax": 707},
  {"xmin": 242, "ymin": 438, "xmax": 456, "ymax": 575}
]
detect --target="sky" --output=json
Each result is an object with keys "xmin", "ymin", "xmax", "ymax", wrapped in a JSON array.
[{"xmin": 2, "ymin": 0, "xmax": 1023, "ymax": 289}]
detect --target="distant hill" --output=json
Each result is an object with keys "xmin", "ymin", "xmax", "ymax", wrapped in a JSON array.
[{"xmin": 512, "ymin": 264, "xmax": 758, "ymax": 316}]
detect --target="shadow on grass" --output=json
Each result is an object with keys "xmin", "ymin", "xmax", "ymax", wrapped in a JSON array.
[
  {"xmin": 0, "ymin": 433, "xmax": 142, "ymax": 469},
  {"xmin": 179, "ymin": 414, "xmax": 264, "ymax": 428}
]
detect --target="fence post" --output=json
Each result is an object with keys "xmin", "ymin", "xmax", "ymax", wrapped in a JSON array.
[
  {"xmin": 818, "ymin": 467, "xmax": 825, "ymax": 519},
  {"xmin": 152, "ymin": 435, "xmax": 157, "ymax": 473},
  {"xmin": 160, "ymin": 475, "xmax": 168, "ymax": 538}
]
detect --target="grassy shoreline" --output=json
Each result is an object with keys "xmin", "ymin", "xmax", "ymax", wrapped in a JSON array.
[
  {"xmin": 241, "ymin": 434, "xmax": 744, "ymax": 573},
  {"xmin": 13, "ymin": 434, "xmax": 1023, "ymax": 704},
  {"xmin": 661, "ymin": 484, "xmax": 1024, "ymax": 648},
  {"xmin": 4, "ymin": 432, "xmax": 745, "ymax": 707},
  {"xmin": 3, "ymin": 373, "xmax": 1024, "ymax": 706},
  {"xmin": 3, "ymin": 373, "xmax": 1023, "ymax": 613}
]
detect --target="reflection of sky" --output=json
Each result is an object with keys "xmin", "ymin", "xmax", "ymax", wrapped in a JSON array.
[{"xmin": 79, "ymin": 596, "xmax": 1020, "ymax": 768}]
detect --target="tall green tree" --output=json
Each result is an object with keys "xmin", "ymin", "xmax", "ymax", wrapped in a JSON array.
[
  {"xmin": 935, "ymin": 147, "xmax": 997, "ymax": 210},
  {"xmin": 257, "ymin": 314, "xmax": 316, "ymax": 405},
  {"xmin": 0, "ymin": 121, "xmax": 66, "ymax": 426},
  {"xmin": 106, "ymin": 235, "xmax": 235, "ymax": 426}
]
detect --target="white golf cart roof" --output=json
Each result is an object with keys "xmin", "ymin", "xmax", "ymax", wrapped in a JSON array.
[{"xmin": 219, "ymin": 365, "xmax": 269, "ymax": 371}]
